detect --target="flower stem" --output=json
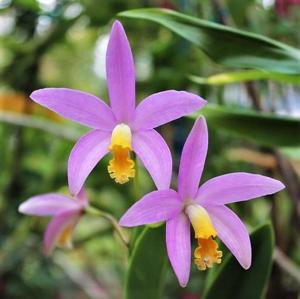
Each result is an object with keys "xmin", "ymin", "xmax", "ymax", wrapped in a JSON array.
[{"xmin": 84, "ymin": 206, "xmax": 129, "ymax": 247}]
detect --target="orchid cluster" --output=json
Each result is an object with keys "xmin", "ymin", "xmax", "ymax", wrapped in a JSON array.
[{"xmin": 18, "ymin": 20, "xmax": 285, "ymax": 287}]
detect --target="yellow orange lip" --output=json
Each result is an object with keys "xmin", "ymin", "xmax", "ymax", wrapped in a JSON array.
[{"xmin": 108, "ymin": 124, "xmax": 135, "ymax": 184}]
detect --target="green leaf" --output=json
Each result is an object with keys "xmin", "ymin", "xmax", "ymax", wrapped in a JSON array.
[
  {"xmin": 125, "ymin": 225, "xmax": 167, "ymax": 299},
  {"xmin": 189, "ymin": 71, "xmax": 300, "ymax": 85},
  {"xmin": 15, "ymin": 0, "xmax": 40, "ymax": 12},
  {"xmin": 281, "ymin": 147, "xmax": 300, "ymax": 160},
  {"xmin": 119, "ymin": 8, "xmax": 300, "ymax": 74},
  {"xmin": 192, "ymin": 104, "xmax": 300, "ymax": 147},
  {"xmin": 204, "ymin": 223, "xmax": 274, "ymax": 299}
]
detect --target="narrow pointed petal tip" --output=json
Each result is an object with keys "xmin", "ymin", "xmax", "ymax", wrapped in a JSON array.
[
  {"xmin": 198, "ymin": 172, "xmax": 285, "ymax": 206},
  {"xmin": 274, "ymin": 179, "xmax": 286, "ymax": 191},
  {"xmin": 207, "ymin": 205, "xmax": 252, "ymax": 270},
  {"xmin": 18, "ymin": 194, "xmax": 79, "ymax": 216},
  {"xmin": 242, "ymin": 259, "xmax": 251, "ymax": 270},
  {"xmin": 178, "ymin": 116, "xmax": 208, "ymax": 200},
  {"xmin": 107, "ymin": 19, "xmax": 135, "ymax": 122},
  {"xmin": 112, "ymin": 20, "xmax": 124, "ymax": 30},
  {"xmin": 166, "ymin": 214, "xmax": 191, "ymax": 288}
]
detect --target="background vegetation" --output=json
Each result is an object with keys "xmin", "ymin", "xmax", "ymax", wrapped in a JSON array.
[{"xmin": 1, "ymin": 0, "xmax": 300, "ymax": 298}]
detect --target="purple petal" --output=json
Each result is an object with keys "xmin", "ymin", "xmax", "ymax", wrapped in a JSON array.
[
  {"xmin": 166, "ymin": 213, "xmax": 191, "ymax": 287},
  {"xmin": 132, "ymin": 129, "xmax": 172, "ymax": 190},
  {"xmin": 43, "ymin": 210, "xmax": 80, "ymax": 256},
  {"xmin": 197, "ymin": 172, "xmax": 285, "ymax": 206},
  {"xmin": 119, "ymin": 189, "xmax": 182, "ymax": 226},
  {"xmin": 178, "ymin": 117, "xmax": 208, "ymax": 200},
  {"xmin": 206, "ymin": 205, "xmax": 251, "ymax": 269},
  {"xmin": 106, "ymin": 21, "xmax": 135, "ymax": 122},
  {"xmin": 18, "ymin": 194, "xmax": 79, "ymax": 216},
  {"xmin": 68, "ymin": 130, "xmax": 111, "ymax": 196},
  {"xmin": 30, "ymin": 88, "xmax": 115, "ymax": 130},
  {"xmin": 76, "ymin": 188, "xmax": 89, "ymax": 207},
  {"xmin": 133, "ymin": 90, "xmax": 206, "ymax": 130}
]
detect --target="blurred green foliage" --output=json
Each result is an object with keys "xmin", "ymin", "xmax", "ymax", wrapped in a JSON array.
[
  {"xmin": 0, "ymin": 0, "xmax": 300, "ymax": 299},
  {"xmin": 125, "ymin": 225, "xmax": 167, "ymax": 299}
]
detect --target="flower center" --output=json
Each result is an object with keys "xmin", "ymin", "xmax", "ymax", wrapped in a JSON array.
[
  {"xmin": 108, "ymin": 124, "xmax": 135, "ymax": 184},
  {"xmin": 57, "ymin": 224, "xmax": 73, "ymax": 248},
  {"xmin": 185, "ymin": 203, "xmax": 222, "ymax": 271}
]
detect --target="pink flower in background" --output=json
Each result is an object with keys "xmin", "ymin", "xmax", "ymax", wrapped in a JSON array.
[
  {"xmin": 120, "ymin": 117, "xmax": 284, "ymax": 287},
  {"xmin": 18, "ymin": 189, "xmax": 88, "ymax": 255},
  {"xmin": 275, "ymin": 0, "xmax": 300, "ymax": 16},
  {"xmin": 181, "ymin": 295, "xmax": 198, "ymax": 299},
  {"xmin": 30, "ymin": 20, "xmax": 206, "ymax": 195},
  {"xmin": 159, "ymin": 0, "xmax": 177, "ymax": 10}
]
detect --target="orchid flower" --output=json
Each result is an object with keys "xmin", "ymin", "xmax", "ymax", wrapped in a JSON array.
[
  {"xmin": 29, "ymin": 20, "xmax": 206, "ymax": 195},
  {"xmin": 119, "ymin": 117, "xmax": 285, "ymax": 287},
  {"xmin": 18, "ymin": 189, "xmax": 88, "ymax": 255}
]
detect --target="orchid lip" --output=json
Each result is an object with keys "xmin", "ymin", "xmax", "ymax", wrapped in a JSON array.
[
  {"xmin": 183, "ymin": 201, "xmax": 222, "ymax": 272},
  {"xmin": 184, "ymin": 202, "xmax": 217, "ymax": 239},
  {"xmin": 108, "ymin": 123, "xmax": 135, "ymax": 184},
  {"xmin": 109, "ymin": 123, "xmax": 133, "ymax": 150}
]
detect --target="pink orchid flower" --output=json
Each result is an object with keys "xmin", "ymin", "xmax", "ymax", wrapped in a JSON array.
[
  {"xmin": 120, "ymin": 117, "xmax": 285, "ymax": 287},
  {"xmin": 275, "ymin": 0, "xmax": 300, "ymax": 16},
  {"xmin": 18, "ymin": 189, "xmax": 88, "ymax": 255},
  {"xmin": 29, "ymin": 20, "xmax": 206, "ymax": 195}
]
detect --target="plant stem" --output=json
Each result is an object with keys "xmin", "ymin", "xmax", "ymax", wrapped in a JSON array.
[{"xmin": 85, "ymin": 206, "xmax": 129, "ymax": 247}]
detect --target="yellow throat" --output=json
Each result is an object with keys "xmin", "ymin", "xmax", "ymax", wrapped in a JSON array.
[
  {"xmin": 185, "ymin": 203, "xmax": 222, "ymax": 271},
  {"xmin": 108, "ymin": 123, "xmax": 135, "ymax": 184}
]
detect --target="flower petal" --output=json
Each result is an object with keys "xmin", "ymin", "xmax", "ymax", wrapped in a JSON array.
[
  {"xmin": 119, "ymin": 189, "xmax": 182, "ymax": 226},
  {"xmin": 206, "ymin": 205, "xmax": 251, "ymax": 269},
  {"xmin": 68, "ymin": 130, "xmax": 111, "ymax": 196},
  {"xmin": 76, "ymin": 188, "xmax": 89, "ymax": 207},
  {"xmin": 197, "ymin": 172, "xmax": 285, "ymax": 206},
  {"xmin": 132, "ymin": 129, "xmax": 172, "ymax": 190},
  {"xmin": 178, "ymin": 117, "xmax": 208, "ymax": 200},
  {"xmin": 166, "ymin": 213, "xmax": 191, "ymax": 287},
  {"xmin": 18, "ymin": 194, "xmax": 79, "ymax": 216},
  {"xmin": 106, "ymin": 20, "xmax": 135, "ymax": 122},
  {"xmin": 133, "ymin": 90, "xmax": 206, "ymax": 130},
  {"xmin": 43, "ymin": 210, "xmax": 80, "ymax": 256},
  {"xmin": 30, "ymin": 88, "xmax": 115, "ymax": 130}
]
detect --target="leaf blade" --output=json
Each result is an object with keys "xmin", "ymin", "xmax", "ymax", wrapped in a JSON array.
[
  {"xmin": 189, "ymin": 71, "xmax": 300, "ymax": 85},
  {"xmin": 119, "ymin": 8, "xmax": 300, "ymax": 74},
  {"xmin": 125, "ymin": 225, "xmax": 167, "ymax": 299},
  {"xmin": 192, "ymin": 104, "xmax": 300, "ymax": 147},
  {"xmin": 204, "ymin": 223, "xmax": 274, "ymax": 299}
]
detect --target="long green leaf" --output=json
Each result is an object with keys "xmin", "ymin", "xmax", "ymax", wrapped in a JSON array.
[
  {"xmin": 125, "ymin": 225, "xmax": 167, "ymax": 299},
  {"xmin": 189, "ymin": 71, "xmax": 300, "ymax": 85},
  {"xmin": 204, "ymin": 223, "xmax": 274, "ymax": 299},
  {"xmin": 119, "ymin": 8, "xmax": 300, "ymax": 74},
  {"xmin": 192, "ymin": 104, "xmax": 300, "ymax": 147},
  {"xmin": 281, "ymin": 147, "xmax": 300, "ymax": 160}
]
